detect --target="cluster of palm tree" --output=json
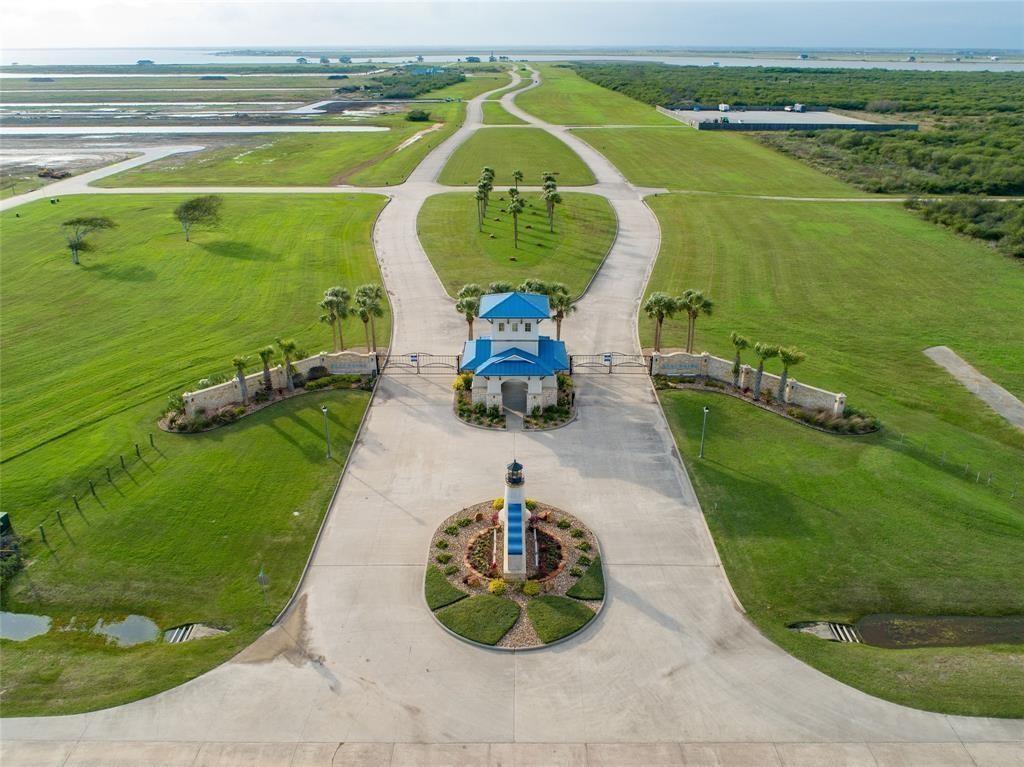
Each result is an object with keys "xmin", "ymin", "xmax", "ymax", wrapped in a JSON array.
[
  {"xmin": 475, "ymin": 167, "xmax": 494, "ymax": 231},
  {"xmin": 318, "ymin": 284, "xmax": 385, "ymax": 354},
  {"xmin": 228, "ymin": 337, "xmax": 303, "ymax": 405},
  {"xmin": 474, "ymin": 167, "xmax": 563, "ymax": 242},
  {"xmin": 220, "ymin": 283, "xmax": 385, "ymax": 407},
  {"xmin": 643, "ymin": 289, "xmax": 714, "ymax": 353},
  {"xmin": 454, "ymin": 279, "xmax": 576, "ymax": 340},
  {"xmin": 729, "ymin": 334, "xmax": 807, "ymax": 401}
]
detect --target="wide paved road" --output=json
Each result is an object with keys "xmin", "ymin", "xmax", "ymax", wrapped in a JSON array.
[{"xmin": 3, "ymin": 68, "xmax": 1022, "ymax": 767}]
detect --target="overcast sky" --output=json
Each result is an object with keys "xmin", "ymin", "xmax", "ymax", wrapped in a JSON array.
[{"xmin": 3, "ymin": 1, "xmax": 1022, "ymax": 50}]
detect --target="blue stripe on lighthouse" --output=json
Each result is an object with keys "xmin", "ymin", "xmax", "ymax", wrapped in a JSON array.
[{"xmin": 507, "ymin": 503, "xmax": 524, "ymax": 555}]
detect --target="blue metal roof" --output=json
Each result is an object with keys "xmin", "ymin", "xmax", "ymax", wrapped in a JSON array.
[
  {"xmin": 479, "ymin": 292, "xmax": 550, "ymax": 320},
  {"xmin": 460, "ymin": 338, "xmax": 568, "ymax": 377}
]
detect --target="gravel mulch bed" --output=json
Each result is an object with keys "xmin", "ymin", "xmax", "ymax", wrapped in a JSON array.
[{"xmin": 426, "ymin": 500, "xmax": 604, "ymax": 649}]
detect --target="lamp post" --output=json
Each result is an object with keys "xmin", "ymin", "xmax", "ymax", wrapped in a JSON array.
[
  {"xmin": 699, "ymin": 405, "xmax": 709, "ymax": 459},
  {"xmin": 321, "ymin": 405, "xmax": 332, "ymax": 459}
]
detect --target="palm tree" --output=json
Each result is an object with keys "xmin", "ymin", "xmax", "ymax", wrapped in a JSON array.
[
  {"xmin": 679, "ymin": 289, "xmax": 714, "ymax": 353},
  {"xmin": 512, "ymin": 169, "xmax": 523, "ymax": 191},
  {"xmin": 549, "ymin": 286, "xmax": 575, "ymax": 340},
  {"xmin": 487, "ymin": 281, "xmax": 514, "ymax": 293},
  {"xmin": 518, "ymin": 278, "xmax": 551, "ymax": 295},
  {"xmin": 752, "ymin": 342, "xmax": 780, "ymax": 400},
  {"xmin": 355, "ymin": 306, "xmax": 372, "ymax": 351},
  {"xmin": 777, "ymin": 346, "xmax": 807, "ymax": 400},
  {"xmin": 542, "ymin": 188, "xmax": 562, "ymax": 233},
  {"xmin": 276, "ymin": 337, "xmax": 300, "ymax": 392},
  {"xmin": 355, "ymin": 284, "xmax": 385, "ymax": 352},
  {"xmin": 474, "ymin": 190, "xmax": 487, "ymax": 231},
  {"xmin": 232, "ymin": 355, "xmax": 251, "ymax": 405},
  {"xmin": 643, "ymin": 292, "xmax": 678, "ymax": 353},
  {"xmin": 481, "ymin": 166, "xmax": 495, "ymax": 182},
  {"xmin": 541, "ymin": 171, "xmax": 557, "ymax": 187},
  {"xmin": 322, "ymin": 286, "xmax": 351, "ymax": 351},
  {"xmin": 729, "ymin": 331, "xmax": 750, "ymax": 388},
  {"xmin": 477, "ymin": 178, "xmax": 492, "ymax": 216},
  {"xmin": 505, "ymin": 195, "xmax": 526, "ymax": 248},
  {"xmin": 455, "ymin": 296, "xmax": 480, "ymax": 339},
  {"xmin": 258, "ymin": 346, "xmax": 275, "ymax": 391}
]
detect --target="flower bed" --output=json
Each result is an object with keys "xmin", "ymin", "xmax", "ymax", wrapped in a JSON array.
[
  {"xmin": 524, "ymin": 373, "xmax": 576, "ymax": 430},
  {"xmin": 424, "ymin": 500, "xmax": 604, "ymax": 649},
  {"xmin": 160, "ymin": 373, "xmax": 373, "ymax": 433},
  {"xmin": 453, "ymin": 389, "xmax": 506, "ymax": 429},
  {"xmin": 652, "ymin": 376, "xmax": 880, "ymax": 435}
]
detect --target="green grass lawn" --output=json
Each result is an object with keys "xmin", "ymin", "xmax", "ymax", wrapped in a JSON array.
[
  {"xmin": 647, "ymin": 194, "xmax": 1024, "ymax": 716},
  {"xmin": 435, "ymin": 595, "xmax": 520, "ymax": 645},
  {"xmin": 417, "ymin": 191, "xmax": 616, "ymax": 297},
  {"xmin": 515, "ymin": 64, "xmax": 676, "ymax": 126},
  {"xmin": 438, "ymin": 127, "xmax": 596, "ymax": 187},
  {"xmin": 482, "ymin": 101, "xmax": 527, "ymax": 125},
  {"xmin": 1, "ymin": 194, "xmax": 388, "ymax": 461},
  {"xmin": 97, "ymin": 106, "xmax": 465, "ymax": 188},
  {"xmin": 0, "ymin": 193, "xmax": 390, "ymax": 713},
  {"xmin": 574, "ymin": 127, "xmax": 873, "ymax": 196},
  {"xmin": 425, "ymin": 565, "xmax": 467, "ymax": 610},
  {"xmin": 1, "ymin": 389, "xmax": 369, "ymax": 716},
  {"xmin": 526, "ymin": 595, "xmax": 596, "ymax": 643},
  {"xmin": 566, "ymin": 556, "xmax": 605, "ymax": 600}
]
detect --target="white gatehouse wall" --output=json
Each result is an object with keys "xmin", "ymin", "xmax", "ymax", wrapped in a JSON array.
[{"xmin": 652, "ymin": 351, "xmax": 846, "ymax": 415}]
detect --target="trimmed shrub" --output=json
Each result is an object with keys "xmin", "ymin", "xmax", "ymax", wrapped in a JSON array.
[
  {"xmin": 457, "ymin": 517, "xmax": 472, "ymax": 528},
  {"xmin": 570, "ymin": 528, "xmax": 584, "ymax": 538},
  {"xmin": 444, "ymin": 564, "xmax": 459, "ymax": 576},
  {"xmin": 306, "ymin": 365, "xmax": 330, "ymax": 381},
  {"xmin": 435, "ymin": 539, "xmax": 449, "ymax": 549},
  {"xmin": 576, "ymin": 554, "xmax": 592, "ymax": 568},
  {"xmin": 444, "ymin": 524, "xmax": 459, "ymax": 536},
  {"xmin": 436, "ymin": 552, "xmax": 453, "ymax": 564},
  {"xmin": 487, "ymin": 405, "xmax": 501, "ymax": 420},
  {"xmin": 488, "ymin": 578, "xmax": 507, "ymax": 596},
  {"xmin": 556, "ymin": 517, "xmax": 571, "ymax": 529},
  {"xmin": 577, "ymin": 541, "xmax": 591, "ymax": 552},
  {"xmin": 521, "ymin": 579, "xmax": 541, "ymax": 597},
  {"xmin": 569, "ymin": 567, "xmax": 583, "ymax": 577},
  {"xmin": 492, "ymin": 498, "xmax": 504, "ymax": 510},
  {"xmin": 525, "ymin": 498, "xmax": 537, "ymax": 511}
]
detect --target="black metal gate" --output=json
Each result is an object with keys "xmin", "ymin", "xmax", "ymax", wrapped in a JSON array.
[
  {"xmin": 382, "ymin": 352, "xmax": 461, "ymax": 374},
  {"xmin": 570, "ymin": 352, "xmax": 651, "ymax": 375}
]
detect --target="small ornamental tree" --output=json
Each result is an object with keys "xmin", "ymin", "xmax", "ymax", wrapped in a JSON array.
[
  {"xmin": 61, "ymin": 216, "xmax": 116, "ymax": 265},
  {"xmin": 753, "ymin": 342, "xmax": 780, "ymax": 400},
  {"xmin": 173, "ymin": 195, "xmax": 223, "ymax": 242}
]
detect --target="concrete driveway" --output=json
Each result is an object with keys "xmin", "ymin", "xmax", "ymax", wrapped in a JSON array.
[{"xmin": 2, "ymin": 67, "xmax": 1022, "ymax": 767}]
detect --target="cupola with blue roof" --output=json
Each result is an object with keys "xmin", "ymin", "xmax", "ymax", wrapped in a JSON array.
[{"xmin": 460, "ymin": 292, "xmax": 569, "ymax": 413}]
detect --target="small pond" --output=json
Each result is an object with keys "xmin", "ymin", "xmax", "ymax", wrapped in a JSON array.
[
  {"xmin": 91, "ymin": 615, "xmax": 161, "ymax": 646},
  {"xmin": 856, "ymin": 614, "xmax": 1024, "ymax": 649},
  {"xmin": 0, "ymin": 611, "xmax": 52, "ymax": 641}
]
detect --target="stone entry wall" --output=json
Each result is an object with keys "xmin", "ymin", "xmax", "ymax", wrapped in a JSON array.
[
  {"xmin": 652, "ymin": 351, "xmax": 846, "ymax": 416},
  {"xmin": 182, "ymin": 350, "xmax": 380, "ymax": 417}
]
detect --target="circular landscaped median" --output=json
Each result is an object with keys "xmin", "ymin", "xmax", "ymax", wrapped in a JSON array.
[{"xmin": 423, "ymin": 501, "xmax": 604, "ymax": 648}]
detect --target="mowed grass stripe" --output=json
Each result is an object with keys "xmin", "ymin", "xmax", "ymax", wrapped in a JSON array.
[
  {"xmin": 575, "ymin": 127, "xmax": 871, "ymax": 196},
  {"xmin": 0, "ymin": 194, "xmax": 389, "ymax": 460},
  {"xmin": 439, "ymin": 127, "xmax": 596, "ymax": 187},
  {"xmin": 515, "ymin": 64, "xmax": 676, "ymax": 126},
  {"xmin": 648, "ymin": 194, "xmax": 1024, "ymax": 716},
  {"xmin": 417, "ymin": 191, "xmax": 616, "ymax": 297}
]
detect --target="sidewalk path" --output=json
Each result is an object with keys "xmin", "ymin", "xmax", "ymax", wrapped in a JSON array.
[{"xmin": 925, "ymin": 346, "xmax": 1024, "ymax": 430}]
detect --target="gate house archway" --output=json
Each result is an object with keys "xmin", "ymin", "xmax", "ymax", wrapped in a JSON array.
[{"xmin": 501, "ymin": 380, "xmax": 528, "ymax": 413}]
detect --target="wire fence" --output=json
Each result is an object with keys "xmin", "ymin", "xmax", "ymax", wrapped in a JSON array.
[
  {"xmin": 877, "ymin": 428, "xmax": 1023, "ymax": 508},
  {"xmin": 25, "ymin": 432, "xmax": 167, "ymax": 556}
]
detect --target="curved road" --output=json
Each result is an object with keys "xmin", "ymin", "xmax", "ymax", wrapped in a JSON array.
[{"xmin": 3, "ymin": 69, "xmax": 1022, "ymax": 767}]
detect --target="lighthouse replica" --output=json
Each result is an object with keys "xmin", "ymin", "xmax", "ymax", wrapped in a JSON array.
[{"xmin": 502, "ymin": 458, "xmax": 530, "ymax": 577}]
